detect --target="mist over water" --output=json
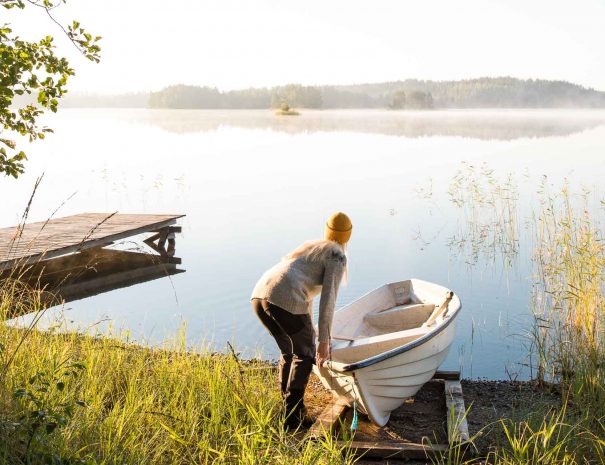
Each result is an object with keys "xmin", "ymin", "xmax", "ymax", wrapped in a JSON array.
[
  {"xmin": 3, "ymin": 108, "xmax": 605, "ymax": 380},
  {"xmin": 115, "ymin": 108, "xmax": 605, "ymax": 140}
]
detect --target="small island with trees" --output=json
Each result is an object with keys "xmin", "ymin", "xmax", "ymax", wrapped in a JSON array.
[{"xmin": 275, "ymin": 102, "xmax": 300, "ymax": 116}]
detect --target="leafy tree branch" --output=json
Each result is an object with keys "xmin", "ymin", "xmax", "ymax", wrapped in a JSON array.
[{"xmin": 0, "ymin": 0, "xmax": 101, "ymax": 178}]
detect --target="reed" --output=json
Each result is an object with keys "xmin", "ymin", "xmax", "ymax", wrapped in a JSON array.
[
  {"xmin": 428, "ymin": 172, "xmax": 605, "ymax": 465},
  {"xmin": 447, "ymin": 162, "xmax": 519, "ymax": 268},
  {"xmin": 498, "ymin": 181, "xmax": 605, "ymax": 463},
  {"xmin": 531, "ymin": 183, "xmax": 605, "ymax": 402}
]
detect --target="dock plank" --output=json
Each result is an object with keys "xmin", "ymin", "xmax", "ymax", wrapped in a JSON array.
[{"xmin": 0, "ymin": 213, "xmax": 185, "ymax": 271}]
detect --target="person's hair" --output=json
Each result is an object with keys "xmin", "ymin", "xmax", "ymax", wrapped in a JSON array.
[{"xmin": 284, "ymin": 239, "xmax": 348, "ymax": 284}]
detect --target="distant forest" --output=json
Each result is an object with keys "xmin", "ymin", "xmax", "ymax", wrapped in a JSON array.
[{"xmin": 62, "ymin": 78, "xmax": 605, "ymax": 109}]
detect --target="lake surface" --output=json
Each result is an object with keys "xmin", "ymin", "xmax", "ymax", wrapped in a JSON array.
[{"xmin": 3, "ymin": 108, "xmax": 605, "ymax": 380}]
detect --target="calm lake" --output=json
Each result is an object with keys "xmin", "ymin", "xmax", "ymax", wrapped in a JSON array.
[{"xmin": 3, "ymin": 108, "xmax": 605, "ymax": 380}]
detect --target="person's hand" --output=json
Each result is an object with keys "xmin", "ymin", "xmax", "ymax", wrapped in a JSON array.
[{"xmin": 316, "ymin": 341, "xmax": 330, "ymax": 368}]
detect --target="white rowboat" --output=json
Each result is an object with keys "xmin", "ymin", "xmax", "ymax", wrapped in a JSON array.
[{"xmin": 314, "ymin": 278, "xmax": 462, "ymax": 426}]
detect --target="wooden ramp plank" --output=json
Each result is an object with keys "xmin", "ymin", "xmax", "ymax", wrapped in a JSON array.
[
  {"xmin": 310, "ymin": 372, "xmax": 464, "ymax": 460},
  {"xmin": 0, "ymin": 213, "xmax": 185, "ymax": 271},
  {"xmin": 445, "ymin": 380, "xmax": 470, "ymax": 443},
  {"xmin": 337, "ymin": 440, "xmax": 448, "ymax": 460},
  {"xmin": 433, "ymin": 370, "xmax": 461, "ymax": 381},
  {"xmin": 309, "ymin": 399, "xmax": 349, "ymax": 438}
]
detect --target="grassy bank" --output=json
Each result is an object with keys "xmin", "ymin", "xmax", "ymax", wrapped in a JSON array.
[{"xmin": 0, "ymin": 299, "xmax": 353, "ymax": 464}]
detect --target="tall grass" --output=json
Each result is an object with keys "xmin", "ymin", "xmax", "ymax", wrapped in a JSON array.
[
  {"xmin": 531, "ymin": 184, "xmax": 605, "ymax": 405},
  {"xmin": 429, "ymin": 175, "xmax": 605, "ymax": 465},
  {"xmin": 487, "ymin": 407, "xmax": 579, "ymax": 465},
  {"xmin": 490, "ymin": 181, "xmax": 605, "ymax": 464},
  {"xmin": 0, "ymin": 285, "xmax": 355, "ymax": 464}
]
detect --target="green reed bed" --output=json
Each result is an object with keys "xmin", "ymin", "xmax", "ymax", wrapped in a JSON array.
[
  {"xmin": 466, "ymin": 184, "xmax": 605, "ymax": 465},
  {"xmin": 0, "ymin": 287, "xmax": 354, "ymax": 465},
  {"xmin": 532, "ymin": 185, "xmax": 605, "ymax": 394},
  {"xmin": 508, "ymin": 184, "xmax": 605, "ymax": 463},
  {"xmin": 428, "ymin": 179, "xmax": 605, "ymax": 465}
]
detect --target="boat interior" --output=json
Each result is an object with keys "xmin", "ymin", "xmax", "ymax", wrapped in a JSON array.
[{"xmin": 328, "ymin": 280, "xmax": 455, "ymax": 364}]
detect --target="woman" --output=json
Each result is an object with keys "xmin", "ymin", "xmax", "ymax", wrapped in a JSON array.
[{"xmin": 250, "ymin": 212, "xmax": 352, "ymax": 428}]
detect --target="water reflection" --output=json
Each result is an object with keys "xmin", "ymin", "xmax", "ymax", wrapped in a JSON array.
[
  {"xmin": 4, "ymin": 247, "xmax": 185, "ymax": 318},
  {"xmin": 446, "ymin": 162, "xmax": 520, "ymax": 268},
  {"xmin": 5, "ymin": 109, "xmax": 605, "ymax": 379},
  {"xmin": 127, "ymin": 109, "xmax": 605, "ymax": 141}
]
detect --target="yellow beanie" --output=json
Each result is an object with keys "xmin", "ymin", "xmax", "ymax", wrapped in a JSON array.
[{"xmin": 325, "ymin": 212, "xmax": 352, "ymax": 245}]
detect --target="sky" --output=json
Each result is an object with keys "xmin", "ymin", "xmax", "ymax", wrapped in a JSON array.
[{"xmin": 6, "ymin": 0, "xmax": 605, "ymax": 93}]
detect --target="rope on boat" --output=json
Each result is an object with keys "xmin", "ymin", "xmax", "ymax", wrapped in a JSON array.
[{"xmin": 351, "ymin": 398, "xmax": 358, "ymax": 432}]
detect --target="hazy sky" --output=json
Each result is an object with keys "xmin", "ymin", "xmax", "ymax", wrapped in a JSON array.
[{"xmin": 8, "ymin": 0, "xmax": 605, "ymax": 93}]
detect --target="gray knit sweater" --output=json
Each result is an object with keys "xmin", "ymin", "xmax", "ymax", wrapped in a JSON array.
[{"xmin": 251, "ymin": 240, "xmax": 347, "ymax": 343}]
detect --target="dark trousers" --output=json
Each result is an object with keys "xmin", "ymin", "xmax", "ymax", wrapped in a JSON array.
[{"xmin": 252, "ymin": 298, "xmax": 315, "ymax": 418}]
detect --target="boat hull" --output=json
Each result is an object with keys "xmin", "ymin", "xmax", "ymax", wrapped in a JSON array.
[{"xmin": 314, "ymin": 279, "xmax": 461, "ymax": 426}]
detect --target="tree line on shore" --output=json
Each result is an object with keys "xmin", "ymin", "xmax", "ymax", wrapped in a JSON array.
[{"xmin": 62, "ymin": 77, "xmax": 605, "ymax": 109}]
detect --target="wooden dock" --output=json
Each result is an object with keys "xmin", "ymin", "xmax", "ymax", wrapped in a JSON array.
[
  {"xmin": 0, "ymin": 213, "xmax": 185, "ymax": 271},
  {"xmin": 0, "ymin": 213, "xmax": 186, "ymax": 317}
]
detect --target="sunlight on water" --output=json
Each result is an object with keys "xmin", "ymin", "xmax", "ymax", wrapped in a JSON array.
[{"xmin": 3, "ymin": 108, "xmax": 605, "ymax": 379}]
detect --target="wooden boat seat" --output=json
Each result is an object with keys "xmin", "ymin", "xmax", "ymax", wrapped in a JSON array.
[
  {"xmin": 331, "ymin": 326, "xmax": 430, "ymax": 364},
  {"xmin": 363, "ymin": 303, "xmax": 436, "ymax": 332}
]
